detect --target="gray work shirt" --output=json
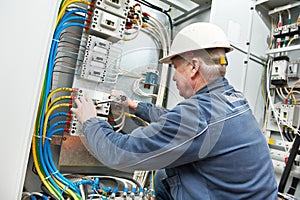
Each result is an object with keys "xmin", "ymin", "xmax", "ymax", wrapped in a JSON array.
[{"xmin": 82, "ymin": 77, "xmax": 277, "ymax": 199}]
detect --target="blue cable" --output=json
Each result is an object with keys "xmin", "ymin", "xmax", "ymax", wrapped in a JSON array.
[
  {"xmin": 29, "ymin": 195, "xmax": 37, "ymax": 200},
  {"xmin": 101, "ymin": 186, "xmax": 112, "ymax": 193},
  {"xmin": 131, "ymin": 187, "xmax": 137, "ymax": 194},
  {"xmin": 74, "ymin": 179, "xmax": 93, "ymax": 186},
  {"xmin": 109, "ymin": 186, "xmax": 118, "ymax": 198},
  {"xmin": 43, "ymin": 128, "xmax": 81, "ymax": 195},
  {"xmin": 37, "ymin": 22, "xmax": 85, "ymax": 195},
  {"xmin": 54, "ymin": 16, "xmax": 86, "ymax": 39},
  {"xmin": 61, "ymin": 9, "xmax": 88, "ymax": 22},
  {"xmin": 41, "ymin": 194, "xmax": 49, "ymax": 200},
  {"xmin": 48, "ymin": 112, "xmax": 69, "ymax": 121},
  {"xmin": 44, "ymin": 140, "xmax": 81, "ymax": 195},
  {"xmin": 36, "ymin": 10, "xmax": 86, "ymax": 197},
  {"xmin": 91, "ymin": 178, "xmax": 100, "ymax": 199},
  {"xmin": 48, "ymin": 121, "xmax": 67, "ymax": 133}
]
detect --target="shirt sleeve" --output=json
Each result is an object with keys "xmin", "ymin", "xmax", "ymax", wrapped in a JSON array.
[
  {"xmin": 133, "ymin": 102, "xmax": 169, "ymax": 123},
  {"xmin": 82, "ymin": 98, "xmax": 208, "ymax": 172}
]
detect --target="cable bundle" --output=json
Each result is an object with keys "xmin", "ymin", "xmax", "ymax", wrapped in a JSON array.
[{"xmin": 31, "ymin": 0, "xmax": 91, "ymax": 199}]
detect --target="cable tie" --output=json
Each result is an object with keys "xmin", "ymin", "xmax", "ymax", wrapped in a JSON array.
[
  {"xmin": 52, "ymin": 170, "xmax": 59, "ymax": 175},
  {"xmin": 61, "ymin": 185, "xmax": 69, "ymax": 194},
  {"xmin": 44, "ymin": 175, "xmax": 52, "ymax": 180},
  {"xmin": 52, "ymin": 39, "xmax": 59, "ymax": 43},
  {"xmin": 34, "ymin": 135, "xmax": 51, "ymax": 140},
  {"xmin": 44, "ymin": 136, "xmax": 52, "ymax": 141}
]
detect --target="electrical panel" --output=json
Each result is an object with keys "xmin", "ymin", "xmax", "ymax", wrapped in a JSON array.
[
  {"xmin": 256, "ymin": 0, "xmax": 300, "ymax": 198},
  {"xmin": 23, "ymin": 0, "xmax": 171, "ymax": 199}
]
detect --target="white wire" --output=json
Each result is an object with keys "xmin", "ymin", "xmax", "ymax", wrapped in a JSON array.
[
  {"xmin": 114, "ymin": 114, "xmax": 126, "ymax": 129},
  {"xmin": 142, "ymin": 28, "xmax": 162, "ymax": 49},
  {"xmin": 132, "ymin": 78, "xmax": 157, "ymax": 98},
  {"xmin": 147, "ymin": 20, "xmax": 168, "ymax": 56},
  {"xmin": 106, "ymin": 67, "xmax": 143, "ymax": 78},
  {"xmin": 149, "ymin": 16, "xmax": 171, "ymax": 50},
  {"xmin": 276, "ymin": 88, "xmax": 286, "ymax": 100},
  {"xmin": 113, "ymin": 106, "xmax": 125, "ymax": 121},
  {"xmin": 115, "ymin": 119, "xmax": 125, "ymax": 132}
]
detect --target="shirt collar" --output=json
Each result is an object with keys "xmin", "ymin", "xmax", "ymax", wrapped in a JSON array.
[{"xmin": 196, "ymin": 77, "xmax": 228, "ymax": 95}]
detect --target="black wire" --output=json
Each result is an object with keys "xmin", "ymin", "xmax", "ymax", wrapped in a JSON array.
[
  {"xmin": 278, "ymin": 133, "xmax": 300, "ymax": 193},
  {"xmin": 287, "ymin": 128, "xmax": 295, "ymax": 142},
  {"xmin": 283, "ymin": 128, "xmax": 292, "ymax": 142},
  {"xmin": 32, "ymin": 163, "xmax": 38, "ymax": 176},
  {"xmin": 287, "ymin": 177, "xmax": 299, "ymax": 195}
]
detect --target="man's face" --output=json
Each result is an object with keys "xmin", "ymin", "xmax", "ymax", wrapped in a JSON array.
[{"xmin": 172, "ymin": 57, "xmax": 194, "ymax": 99}]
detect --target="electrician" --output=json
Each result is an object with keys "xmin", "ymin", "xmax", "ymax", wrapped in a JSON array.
[{"xmin": 71, "ymin": 22, "xmax": 278, "ymax": 199}]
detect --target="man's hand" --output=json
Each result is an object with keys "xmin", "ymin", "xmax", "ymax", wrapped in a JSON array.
[
  {"xmin": 110, "ymin": 90, "xmax": 138, "ymax": 110},
  {"xmin": 71, "ymin": 97, "xmax": 97, "ymax": 124}
]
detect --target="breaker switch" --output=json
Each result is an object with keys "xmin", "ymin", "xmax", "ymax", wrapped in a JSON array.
[{"xmin": 271, "ymin": 56, "xmax": 289, "ymax": 86}]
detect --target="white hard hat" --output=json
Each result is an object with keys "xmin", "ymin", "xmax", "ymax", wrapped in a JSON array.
[{"xmin": 159, "ymin": 22, "xmax": 233, "ymax": 63}]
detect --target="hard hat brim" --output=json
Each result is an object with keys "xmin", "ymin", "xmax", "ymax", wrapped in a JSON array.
[
  {"xmin": 159, "ymin": 53, "xmax": 177, "ymax": 64},
  {"xmin": 159, "ymin": 46, "xmax": 233, "ymax": 64}
]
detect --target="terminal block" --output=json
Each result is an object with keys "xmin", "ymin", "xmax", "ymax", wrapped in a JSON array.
[
  {"xmin": 273, "ymin": 27, "xmax": 282, "ymax": 37},
  {"xmin": 280, "ymin": 104, "xmax": 300, "ymax": 127},
  {"xmin": 69, "ymin": 89, "xmax": 111, "ymax": 135},
  {"xmin": 95, "ymin": 0, "xmax": 130, "ymax": 19},
  {"xmin": 290, "ymin": 23, "xmax": 299, "ymax": 34},
  {"xmin": 88, "ymin": 8, "xmax": 126, "ymax": 42},
  {"xmin": 80, "ymin": 36, "xmax": 112, "ymax": 82},
  {"xmin": 271, "ymin": 56, "xmax": 289, "ymax": 86}
]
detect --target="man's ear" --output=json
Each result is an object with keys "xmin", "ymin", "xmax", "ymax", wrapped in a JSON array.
[{"xmin": 190, "ymin": 58, "xmax": 201, "ymax": 78}]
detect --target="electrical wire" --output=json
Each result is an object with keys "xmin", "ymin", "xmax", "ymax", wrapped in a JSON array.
[
  {"xmin": 45, "ymin": 88, "xmax": 74, "ymax": 113},
  {"xmin": 266, "ymin": 58, "xmax": 288, "ymax": 152},
  {"xmin": 124, "ymin": 112, "xmax": 149, "ymax": 126},
  {"xmin": 134, "ymin": 0, "xmax": 173, "ymax": 38},
  {"xmin": 56, "ymin": 0, "xmax": 90, "ymax": 26},
  {"xmin": 275, "ymin": 87, "xmax": 286, "ymax": 100},
  {"xmin": 133, "ymin": 78, "xmax": 158, "ymax": 98},
  {"xmin": 48, "ymin": 95, "xmax": 74, "ymax": 109},
  {"xmin": 31, "ymin": 1, "xmax": 168, "ymax": 198},
  {"xmin": 42, "ymin": 104, "xmax": 81, "ymax": 199},
  {"xmin": 31, "ymin": 7, "xmax": 86, "ymax": 199}
]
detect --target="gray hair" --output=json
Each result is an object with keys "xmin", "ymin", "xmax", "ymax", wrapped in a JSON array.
[{"xmin": 194, "ymin": 48, "xmax": 227, "ymax": 83}]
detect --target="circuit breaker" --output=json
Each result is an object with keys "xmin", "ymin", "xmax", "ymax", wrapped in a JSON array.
[{"xmin": 271, "ymin": 56, "xmax": 289, "ymax": 85}]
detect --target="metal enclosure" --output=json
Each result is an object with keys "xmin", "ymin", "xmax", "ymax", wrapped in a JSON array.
[{"xmin": 1, "ymin": 0, "xmax": 300, "ymax": 199}]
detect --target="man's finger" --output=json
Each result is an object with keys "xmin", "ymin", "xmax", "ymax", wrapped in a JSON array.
[
  {"xmin": 74, "ymin": 98, "xmax": 82, "ymax": 108},
  {"xmin": 70, "ymin": 107, "xmax": 77, "ymax": 114},
  {"xmin": 87, "ymin": 98, "xmax": 94, "ymax": 104}
]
